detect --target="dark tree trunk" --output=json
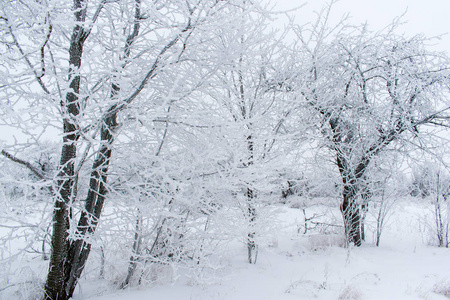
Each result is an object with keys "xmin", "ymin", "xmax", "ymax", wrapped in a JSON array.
[
  {"xmin": 64, "ymin": 0, "xmax": 141, "ymax": 292},
  {"xmin": 341, "ymin": 190, "xmax": 362, "ymax": 247},
  {"xmin": 44, "ymin": 1, "xmax": 87, "ymax": 298},
  {"xmin": 43, "ymin": 171, "xmax": 71, "ymax": 300},
  {"xmin": 64, "ymin": 112, "xmax": 117, "ymax": 298},
  {"xmin": 335, "ymin": 150, "xmax": 368, "ymax": 247}
]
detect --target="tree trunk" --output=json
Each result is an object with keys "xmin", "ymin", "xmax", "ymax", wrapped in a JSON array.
[
  {"xmin": 360, "ymin": 203, "xmax": 368, "ymax": 242},
  {"xmin": 44, "ymin": 1, "xmax": 87, "ymax": 298},
  {"xmin": 341, "ymin": 188, "xmax": 362, "ymax": 247},
  {"xmin": 247, "ymin": 187, "xmax": 257, "ymax": 264},
  {"xmin": 120, "ymin": 210, "xmax": 143, "ymax": 289},
  {"xmin": 43, "ymin": 182, "xmax": 70, "ymax": 300},
  {"xmin": 64, "ymin": 0, "xmax": 141, "ymax": 292},
  {"xmin": 64, "ymin": 113, "xmax": 117, "ymax": 298},
  {"xmin": 335, "ymin": 149, "xmax": 368, "ymax": 248},
  {"xmin": 246, "ymin": 135, "xmax": 257, "ymax": 264},
  {"xmin": 44, "ymin": 139, "xmax": 78, "ymax": 300}
]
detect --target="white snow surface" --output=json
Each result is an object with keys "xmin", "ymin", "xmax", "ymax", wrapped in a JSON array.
[{"xmin": 70, "ymin": 201, "xmax": 450, "ymax": 300}]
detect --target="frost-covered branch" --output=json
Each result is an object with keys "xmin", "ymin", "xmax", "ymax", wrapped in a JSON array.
[{"xmin": 1, "ymin": 150, "xmax": 46, "ymax": 180}]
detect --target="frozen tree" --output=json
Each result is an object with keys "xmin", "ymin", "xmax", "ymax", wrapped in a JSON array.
[
  {"xmin": 411, "ymin": 163, "xmax": 450, "ymax": 247},
  {"xmin": 0, "ymin": 0, "xmax": 236, "ymax": 298},
  {"xmin": 431, "ymin": 171, "xmax": 450, "ymax": 248},
  {"xmin": 198, "ymin": 4, "xmax": 293, "ymax": 263},
  {"xmin": 288, "ymin": 6, "xmax": 450, "ymax": 246}
]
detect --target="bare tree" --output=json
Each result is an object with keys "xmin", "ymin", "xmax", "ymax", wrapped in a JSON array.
[
  {"xmin": 201, "ymin": 4, "xmax": 292, "ymax": 263},
  {"xmin": 411, "ymin": 163, "xmax": 450, "ymax": 247},
  {"xmin": 1, "ymin": 0, "xmax": 231, "ymax": 298},
  {"xmin": 289, "ymin": 6, "xmax": 450, "ymax": 246}
]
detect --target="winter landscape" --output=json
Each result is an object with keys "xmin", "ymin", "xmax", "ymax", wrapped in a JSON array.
[{"xmin": 0, "ymin": 0, "xmax": 449, "ymax": 299}]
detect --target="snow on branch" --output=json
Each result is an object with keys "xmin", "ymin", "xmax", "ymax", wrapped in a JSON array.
[{"xmin": 1, "ymin": 149, "xmax": 46, "ymax": 180}]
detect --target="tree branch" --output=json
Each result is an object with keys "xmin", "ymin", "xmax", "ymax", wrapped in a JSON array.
[
  {"xmin": 1, "ymin": 150, "xmax": 46, "ymax": 180},
  {"xmin": 7, "ymin": 23, "xmax": 50, "ymax": 94},
  {"xmin": 102, "ymin": 18, "xmax": 194, "ymax": 121}
]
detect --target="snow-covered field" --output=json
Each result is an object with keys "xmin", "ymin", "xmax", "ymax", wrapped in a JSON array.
[{"xmin": 66, "ymin": 200, "xmax": 449, "ymax": 300}]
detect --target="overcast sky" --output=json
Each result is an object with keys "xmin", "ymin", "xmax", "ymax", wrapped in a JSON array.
[{"xmin": 274, "ymin": 0, "xmax": 450, "ymax": 54}]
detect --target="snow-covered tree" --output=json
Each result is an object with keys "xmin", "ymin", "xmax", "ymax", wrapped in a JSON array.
[
  {"xmin": 0, "ymin": 0, "xmax": 236, "ymax": 298},
  {"xmin": 288, "ymin": 7, "xmax": 450, "ymax": 246},
  {"xmin": 198, "ymin": 4, "xmax": 293, "ymax": 263}
]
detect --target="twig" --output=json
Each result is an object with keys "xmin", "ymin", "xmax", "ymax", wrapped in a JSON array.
[
  {"xmin": 1, "ymin": 150, "xmax": 45, "ymax": 180},
  {"xmin": 0, "ymin": 281, "xmax": 35, "ymax": 292}
]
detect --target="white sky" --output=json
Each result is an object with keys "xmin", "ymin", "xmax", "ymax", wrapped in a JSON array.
[{"xmin": 274, "ymin": 0, "xmax": 450, "ymax": 54}]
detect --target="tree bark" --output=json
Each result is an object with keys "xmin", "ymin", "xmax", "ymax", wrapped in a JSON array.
[
  {"xmin": 44, "ymin": 1, "xmax": 87, "ymax": 298},
  {"xmin": 247, "ymin": 186, "xmax": 257, "ymax": 264},
  {"xmin": 341, "ymin": 188, "xmax": 362, "ymax": 247},
  {"xmin": 119, "ymin": 210, "xmax": 143, "ymax": 289},
  {"xmin": 246, "ymin": 135, "xmax": 257, "ymax": 263},
  {"xmin": 335, "ymin": 150, "xmax": 367, "ymax": 247},
  {"xmin": 64, "ymin": 112, "xmax": 117, "ymax": 298}
]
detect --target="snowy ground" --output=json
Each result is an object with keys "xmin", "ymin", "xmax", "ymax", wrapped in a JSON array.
[{"xmin": 69, "ymin": 200, "xmax": 450, "ymax": 300}]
